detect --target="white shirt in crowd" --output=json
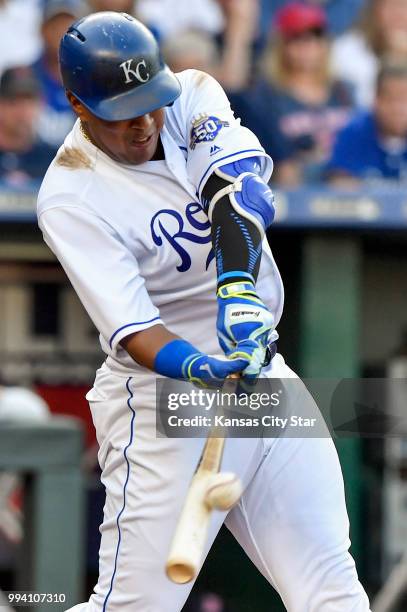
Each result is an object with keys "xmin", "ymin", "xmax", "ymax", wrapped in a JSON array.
[
  {"xmin": 332, "ymin": 31, "xmax": 379, "ymax": 108},
  {"xmin": 136, "ymin": 0, "xmax": 224, "ymax": 40},
  {"xmin": 0, "ymin": 0, "xmax": 42, "ymax": 75}
]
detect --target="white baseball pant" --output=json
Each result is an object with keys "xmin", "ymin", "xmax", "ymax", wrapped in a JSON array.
[{"xmin": 66, "ymin": 354, "xmax": 371, "ymax": 612}]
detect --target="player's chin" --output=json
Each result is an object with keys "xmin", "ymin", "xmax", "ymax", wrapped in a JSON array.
[{"xmin": 125, "ymin": 133, "xmax": 159, "ymax": 164}]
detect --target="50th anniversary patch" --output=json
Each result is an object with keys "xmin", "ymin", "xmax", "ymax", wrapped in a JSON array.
[{"xmin": 190, "ymin": 113, "xmax": 229, "ymax": 149}]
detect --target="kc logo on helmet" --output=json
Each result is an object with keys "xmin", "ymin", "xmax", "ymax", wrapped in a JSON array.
[{"xmin": 120, "ymin": 58, "xmax": 150, "ymax": 84}]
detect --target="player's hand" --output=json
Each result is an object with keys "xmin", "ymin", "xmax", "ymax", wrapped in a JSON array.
[
  {"xmin": 216, "ymin": 280, "xmax": 274, "ymax": 380},
  {"xmin": 182, "ymin": 352, "xmax": 248, "ymax": 389}
]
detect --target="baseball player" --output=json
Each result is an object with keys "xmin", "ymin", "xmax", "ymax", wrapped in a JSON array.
[{"xmin": 37, "ymin": 12, "xmax": 371, "ymax": 612}]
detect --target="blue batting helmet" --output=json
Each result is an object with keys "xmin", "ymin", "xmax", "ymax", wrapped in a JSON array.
[{"xmin": 59, "ymin": 12, "xmax": 181, "ymax": 121}]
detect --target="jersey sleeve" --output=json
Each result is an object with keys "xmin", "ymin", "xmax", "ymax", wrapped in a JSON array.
[
  {"xmin": 38, "ymin": 204, "xmax": 162, "ymax": 351},
  {"xmin": 179, "ymin": 70, "xmax": 274, "ymax": 199}
]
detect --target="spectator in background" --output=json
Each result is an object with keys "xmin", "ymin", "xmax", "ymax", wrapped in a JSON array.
[
  {"xmin": 327, "ymin": 63, "xmax": 407, "ymax": 186},
  {"xmin": 31, "ymin": 0, "xmax": 84, "ymax": 149},
  {"xmin": 0, "ymin": 0, "xmax": 42, "ymax": 76},
  {"xmin": 259, "ymin": 0, "xmax": 366, "ymax": 39},
  {"xmin": 87, "ymin": 0, "xmax": 135, "ymax": 12},
  {"xmin": 0, "ymin": 67, "xmax": 55, "ymax": 185},
  {"xmin": 332, "ymin": 0, "xmax": 407, "ymax": 107},
  {"xmin": 162, "ymin": 0, "xmax": 259, "ymax": 92},
  {"xmin": 231, "ymin": 2, "xmax": 354, "ymax": 186},
  {"xmin": 0, "ymin": 384, "xmax": 50, "ymax": 422},
  {"xmin": 0, "ymin": 381, "xmax": 50, "ymax": 596},
  {"xmin": 163, "ymin": 31, "xmax": 218, "ymax": 74}
]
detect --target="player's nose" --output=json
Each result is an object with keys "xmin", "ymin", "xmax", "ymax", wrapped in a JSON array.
[{"xmin": 130, "ymin": 113, "xmax": 154, "ymax": 131}]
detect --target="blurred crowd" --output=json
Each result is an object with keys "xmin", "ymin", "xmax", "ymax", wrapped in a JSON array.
[{"xmin": 1, "ymin": 0, "xmax": 407, "ymax": 189}]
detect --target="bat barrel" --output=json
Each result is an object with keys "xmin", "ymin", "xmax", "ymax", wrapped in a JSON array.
[
  {"xmin": 166, "ymin": 375, "xmax": 241, "ymax": 585},
  {"xmin": 165, "ymin": 475, "xmax": 212, "ymax": 584}
]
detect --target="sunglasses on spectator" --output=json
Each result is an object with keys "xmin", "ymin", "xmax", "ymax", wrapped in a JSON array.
[{"xmin": 285, "ymin": 27, "xmax": 327, "ymax": 42}]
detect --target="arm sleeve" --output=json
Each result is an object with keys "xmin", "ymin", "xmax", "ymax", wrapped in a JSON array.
[
  {"xmin": 38, "ymin": 205, "xmax": 162, "ymax": 351},
  {"xmin": 180, "ymin": 70, "xmax": 273, "ymax": 199}
]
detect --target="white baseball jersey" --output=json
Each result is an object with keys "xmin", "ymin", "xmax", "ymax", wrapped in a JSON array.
[{"xmin": 37, "ymin": 69, "xmax": 284, "ymax": 376}]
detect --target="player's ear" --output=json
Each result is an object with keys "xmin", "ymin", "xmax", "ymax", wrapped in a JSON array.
[{"xmin": 66, "ymin": 91, "xmax": 91, "ymax": 122}]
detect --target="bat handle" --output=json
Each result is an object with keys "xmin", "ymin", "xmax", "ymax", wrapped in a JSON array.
[
  {"xmin": 199, "ymin": 374, "xmax": 239, "ymax": 472},
  {"xmin": 200, "ymin": 437, "xmax": 225, "ymax": 473}
]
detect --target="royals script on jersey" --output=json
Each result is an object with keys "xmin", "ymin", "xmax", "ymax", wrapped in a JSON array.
[{"xmin": 37, "ymin": 70, "xmax": 284, "ymax": 376}]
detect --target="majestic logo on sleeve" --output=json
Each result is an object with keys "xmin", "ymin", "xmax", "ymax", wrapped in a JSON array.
[
  {"xmin": 190, "ymin": 113, "xmax": 229, "ymax": 150},
  {"xmin": 150, "ymin": 202, "xmax": 214, "ymax": 272},
  {"xmin": 120, "ymin": 58, "xmax": 150, "ymax": 84}
]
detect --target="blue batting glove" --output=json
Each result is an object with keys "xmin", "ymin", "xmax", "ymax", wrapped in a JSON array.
[
  {"xmin": 216, "ymin": 280, "xmax": 275, "ymax": 379},
  {"xmin": 182, "ymin": 352, "xmax": 248, "ymax": 388}
]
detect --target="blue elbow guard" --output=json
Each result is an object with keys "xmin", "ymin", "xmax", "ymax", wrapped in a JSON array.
[{"xmin": 209, "ymin": 157, "xmax": 275, "ymax": 237}]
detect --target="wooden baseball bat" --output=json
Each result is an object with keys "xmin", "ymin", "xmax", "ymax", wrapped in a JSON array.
[{"xmin": 166, "ymin": 376, "xmax": 242, "ymax": 584}]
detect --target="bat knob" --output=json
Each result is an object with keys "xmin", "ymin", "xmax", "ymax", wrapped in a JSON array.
[
  {"xmin": 205, "ymin": 472, "xmax": 243, "ymax": 511},
  {"xmin": 166, "ymin": 560, "xmax": 195, "ymax": 584}
]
